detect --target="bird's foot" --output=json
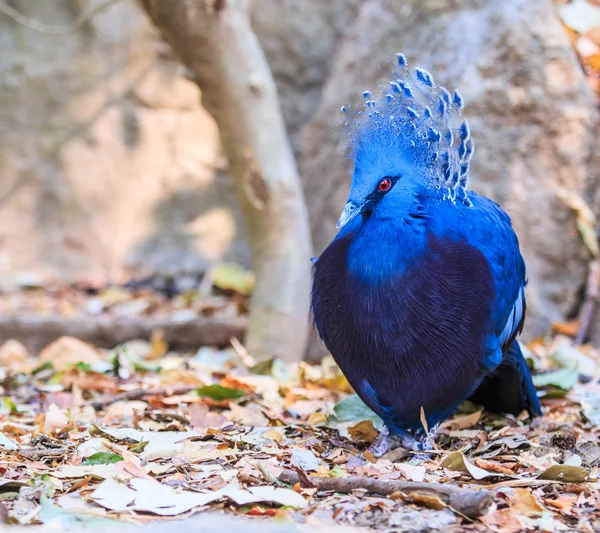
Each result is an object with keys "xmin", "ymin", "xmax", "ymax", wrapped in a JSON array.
[
  {"xmin": 367, "ymin": 425, "xmax": 439, "ymax": 459},
  {"xmin": 367, "ymin": 426, "xmax": 438, "ymax": 458}
]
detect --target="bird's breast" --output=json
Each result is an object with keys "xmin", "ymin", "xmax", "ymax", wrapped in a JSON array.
[{"xmin": 311, "ymin": 230, "xmax": 494, "ymax": 428}]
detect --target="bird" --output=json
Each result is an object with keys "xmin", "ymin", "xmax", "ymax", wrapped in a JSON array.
[{"xmin": 311, "ymin": 53, "xmax": 542, "ymax": 454}]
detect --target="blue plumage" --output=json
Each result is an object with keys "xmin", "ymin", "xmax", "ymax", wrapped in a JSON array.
[{"xmin": 311, "ymin": 55, "xmax": 541, "ymax": 452}]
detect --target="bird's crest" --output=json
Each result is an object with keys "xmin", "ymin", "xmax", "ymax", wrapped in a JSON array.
[{"xmin": 342, "ymin": 53, "xmax": 474, "ymax": 204}]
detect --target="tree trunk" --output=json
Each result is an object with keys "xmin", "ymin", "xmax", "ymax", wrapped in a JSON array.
[{"xmin": 140, "ymin": 0, "xmax": 313, "ymax": 362}]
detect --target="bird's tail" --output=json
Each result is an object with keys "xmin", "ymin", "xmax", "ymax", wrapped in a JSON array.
[{"xmin": 469, "ymin": 342, "xmax": 542, "ymax": 417}]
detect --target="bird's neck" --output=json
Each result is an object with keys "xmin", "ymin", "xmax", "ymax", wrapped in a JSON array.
[{"xmin": 346, "ymin": 214, "xmax": 427, "ymax": 283}]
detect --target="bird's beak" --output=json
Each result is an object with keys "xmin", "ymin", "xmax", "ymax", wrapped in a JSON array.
[{"xmin": 336, "ymin": 201, "xmax": 360, "ymax": 229}]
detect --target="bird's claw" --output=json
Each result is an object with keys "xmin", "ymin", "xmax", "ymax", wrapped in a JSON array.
[{"xmin": 367, "ymin": 425, "xmax": 438, "ymax": 459}]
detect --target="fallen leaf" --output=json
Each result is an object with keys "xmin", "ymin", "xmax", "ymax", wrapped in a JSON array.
[
  {"xmin": 395, "ymin": 463, "xmax": 426, "ymax": 482},
  {"xmin": 441, "ymin": 410, "xmax": 482, "ymax": 430},
  {"xmin": 510, "ymin": 488, "xmax": 544, "ymax": 517},
  {"xmin": 334, "ymin": 394, "xmax": 383, "ymax": 426},
  {"xmin": 0, "ymin": 431, "xmax": 18, "ymax": 450},
  {"xmin": 0, "ymin": 340, "xmax": 29, "ymax": 366},
  {"xmin": 196, "ymin": 384, "xmax": 246, "ymax": 401},
  {"xmin": 148, "ymin": 329, "xmax": 168, "ymax": 360},
  {"xmin": 348, "ymin": 420, "xmax": 378, "ymax": 444},
  {"xmin": 440, "ymin": 452, "xmax": 498, "ymax": 480},
  {"xmin": 82, "ymin": 452, "xmax": 124, "ymax": 466},
  {"xmin": 561, "ymin": 0, "xmax": 600, "ymax": 36},
  {"xmin": 43, "ymin": 403, "xmax": 70, "ymax": 435},
  {"xmin": 480, "ymin": 508, "xmax": 524, "ymax": 533},
  {"xmin": 537, "ymin": 465, "xmax": 588, "ymax": 483},
  {"xmin": 555, "ymin": 187, "xmax": 599, "ymax": 257},
  {"xmin": 61, "ymin": 369, "xmax": 117, "ymax": 393},
  {"xmin": 89, "ymin": 478, "xmax": 136, "ymax": 512},
  {"xmin": 291, "ymin": 449, "xmax": 320, "ymax": 472},
  {"xmin": 210, "ymin": 263, "xmax": 255, "ymax": 295},
  {"xmin": 39, "ymin": 337, "xmax": 101, "ymax": 371},
  {"xmin": 218, "ymin": 480, "xmax": 306, "ymax": 508}
]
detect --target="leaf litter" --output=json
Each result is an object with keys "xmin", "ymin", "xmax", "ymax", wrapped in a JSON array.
[{"xmin": 0, "ymin": 328, "xmax": 598, "ymax": 533}]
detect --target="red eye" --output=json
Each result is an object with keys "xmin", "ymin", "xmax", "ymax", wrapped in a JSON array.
[{"xmin": 378, "ymin": 178, "xmax": 391, "ymax": 192}]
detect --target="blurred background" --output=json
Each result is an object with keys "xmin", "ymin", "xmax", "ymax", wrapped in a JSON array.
[{"xmin": 0, "ymin": 0, "xmax": 599, "ymax": 362}]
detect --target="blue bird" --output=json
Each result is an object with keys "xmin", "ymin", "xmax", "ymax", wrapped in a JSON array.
[{"xmin": 311, "ymin": 54, "xmax": 542, "ymax": 454}]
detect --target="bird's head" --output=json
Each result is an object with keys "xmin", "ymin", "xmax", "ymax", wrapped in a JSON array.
[{"xmin": 337, "ymin": 54, "xmax": 474, "ymax": 231}]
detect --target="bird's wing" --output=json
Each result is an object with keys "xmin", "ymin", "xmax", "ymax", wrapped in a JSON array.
[
  {"xmin": 480, "ymin": 285, "xmax": 525, "ymax": 371},
  {"xmin": 431, "ymin": 193, "xmax": 527, "ymax": 373}
]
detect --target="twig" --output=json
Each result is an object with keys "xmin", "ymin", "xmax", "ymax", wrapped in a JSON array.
[
  {"xmin": 15, "ymin": 447, "xmax": 69, "ymax": 460},
  {"xmin": 277, "ymin": 469, "xmax": 493, "ymax": 519},
  {"xmin": 0, "ymin": 0, "xmax": 123, "ymax": 35},
  {"xmin": 85, "ymin": 385, "xmax": 197, "ymax": 410},
  {"xmin": 575, "ymin": 259, "xmax": 600, "ymax": 345}
]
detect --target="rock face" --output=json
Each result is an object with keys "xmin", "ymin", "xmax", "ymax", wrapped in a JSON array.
[
  {"xmin": 0, "ymin": 0, "xmax": 349, "ymax": 285},
  {"xmin": 0, "ymin": 0, "xmax": 598, "ymax": 342},
  {"xmin": 301, "ymin": 0, "xmax": 599, "ymax": 338},
  {"xmin": 0, "ymin": 0, "xmax": 241, "ymax": 283},
  {"xmin": 249, "ymin": 0, "xmax": 360, "ymax": 153}
]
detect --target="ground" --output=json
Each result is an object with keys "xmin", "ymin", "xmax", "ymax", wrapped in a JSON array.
[{"xmin": 0, "ymin": 279, "xmax": 599, "ymax": 533}]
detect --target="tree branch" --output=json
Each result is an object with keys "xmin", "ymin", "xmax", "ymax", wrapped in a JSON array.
[
  {"xmin": 0, "ymin": 0, "xmax": 123, "ymax": 35},
  {"xmin": 0, "ymin": 313, "xmax": 247, "ymax": 354},
  {"xmin": 277, "ymin": 470, "xmax": 493, "ymax": 519}
]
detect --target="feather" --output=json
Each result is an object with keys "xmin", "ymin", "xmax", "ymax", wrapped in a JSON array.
[{"xmin": 312, "ymin": 53, "xmax": 541, "ymax": 445}]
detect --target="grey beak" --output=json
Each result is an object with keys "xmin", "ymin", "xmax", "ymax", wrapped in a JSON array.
[{"xmin": 336, "ymin": 202, "xmax": 359, "ymax": 229}]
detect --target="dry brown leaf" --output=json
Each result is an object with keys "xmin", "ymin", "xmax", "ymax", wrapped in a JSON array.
[
  {"xmin": 510, "ymin": 488, "xmax": 544, "ymax": 517},
  {"xmin": 160, "ymin": 368, "xmax": 205, "ymax": 387},
  {"xmin": 43, "ymin": 403, "xmax": 70, "ymax": 435},
  {"xmin": 441, "ymin": 410, "xmax": 482, "ymax": 430},
  {"xmin": 551, "ymin": 320, "xmax": 581, "ymax": 337},
  {"xmin": 148, "ymin": 329, "xmax": 168, "ymax": 360},
  {"xmin": 480, "ymin": 508, "xmax": 523, "ymax": 533},
  {"xmin": 474, "ymin": 458, "xmax": 518, "ymax": 476},
  {"xmin": 262, "ymin": 429, "xmax": 283, "ymax": 442},
  {"xmin": 61, "ymin": 369, "xmax": 118, "ymax": 393},
  {"xmin": 544, "ymin": 494, "xmax": 578, "ymax": 514},
  {"xmin": 348, "ymin": 420, "xmax": 378, "ymax": 444},
  {"xmin": 39, "ymin": 336, "xmax": 101, "ymax": 371},
  {"xmin": 0, "ymin": 340, "xmax": 29, "ymax": 366},
  {"xmin": 188, "ymin": 403, "xmax": 209, "ymax": 430},
  {"xmin": 307, "ymin": 412, "xmax": 328, "ymax": 426}
]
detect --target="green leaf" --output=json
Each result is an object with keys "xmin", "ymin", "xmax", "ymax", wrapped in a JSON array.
[
  {"xmin": 73, "ymin": 362, "xmax": 93, "ymax": 373},
  {"xmin": 333, "ymin": 394, "xmax": 383, "ymax": 426},
  {"xmin": 440, "ymin": 451, "xmax": 499, "ymax": 480},
  {"xmin": 250, "ymin": 358, "xmax": 274, "ymax": 375},
  {"xmin": 210, "ymin": 263, "xmax": 255, "ymax": 295},
  {"xmin": 196, "ymin": 384, "xmax": 246, "ymax": 401},
  {"xmin": 129, "ymin": 441, "xmax": 148, "ymax": 454},
  {"xmin": 1, "ymin": 397, "xmax": 23, "ymax": 414},
  {"xmin": 82, "ymin": 452, "xmax": 124, "ymax": 465},
  {"xmin": 537, "ymin": 465, "xmax": 588, "ymax": 483},
  {"xmin": 533, "ymin": 367, "xmax": 579, "ymax": 390},
  {"xmin": 329, "ymin": 465, "xmax": 345, "ymax": 478},
  {"xmin": 31, "ymin": 360, "xmax": 54, "ymax": 375}
]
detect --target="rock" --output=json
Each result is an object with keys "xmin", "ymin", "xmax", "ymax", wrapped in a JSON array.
[
  {"xmin": 250, "ymin": 0, "xmax": 360, "ymax": 152},
  {"xmin": 0, "ymin": 0, "xmax": 248, "ymax": 280},
  {"xmin": 300, "ymin": 0, "xmax": 599, "ymax": 340}
]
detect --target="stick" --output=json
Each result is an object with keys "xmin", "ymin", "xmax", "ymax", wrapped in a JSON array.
[
  {"xmin": 277, "ymin": 469, "xmax": 493, "ymax": 519},
  {"xmin": 85, "ymin": 385, "xmax": 197, "ymax": 410},
  {"xmin": 575, "ymin": 259, "xmax": 600, "ymax": 345}
]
